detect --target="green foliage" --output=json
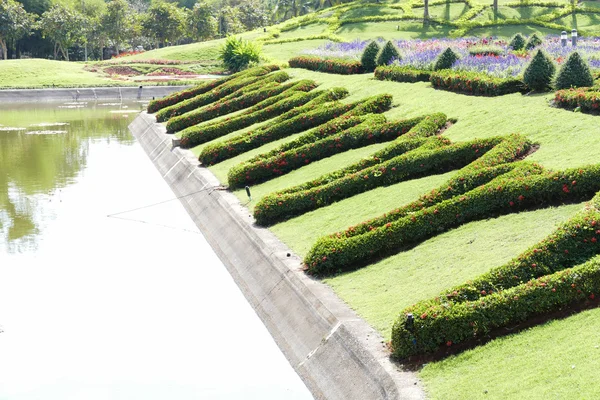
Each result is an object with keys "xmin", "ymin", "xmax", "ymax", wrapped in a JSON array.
[
  {"xmin": 525, "ymin": 32, "xmax": 543, "ymax": 49},
  {"xmin": 555, "ymin": 52, "xmax": 594, "ymax": 90},
  {"xmin": 142, "ymin": 1, "xmax": 187, "ymax": 46},
  {"xmin": 554, "ymin": 87, "xmax": 600, "ymax": 113},
  {"xmin": 509, "ymin": 33, "xmax": 526, "ymax": 50},
  {"xmin": 219, "ymin": 35, "xmax": 262, "ymax": 73},
  {"xmin": 188, "ymin": 1, "xmax": 218, "ymax": 41},
  {"xmin": 100, "ymin": 0, "xmax": 136, "ymax": 55},
  {"xmin": 433, "ymin": 47, "xmax": 459, "ymax": 71},
  {"xmin": 39, "ymin": 3, "xmax": 86, "ymax": 61},
  {"xmin": 376, "ymin": 40, "xmax": 400, "ymax": 67},
  {"xmin": 0, "ymin": 0, "xmax": 35, "ymax": 60},
  {"xmin": 374, "ymin": 65, "xmax": 431, "ymax": 83},
  {"xmin": 360, "ymin": 41, "xmax": 380, "ymax": 72},
  {"xmin": 430, "ymin": 70, "xmax": 525, "ymax": 96},
  {"xmin": 468, "ymin": 45, "xmax": 504, "ymax": 56},
  {"xmin": 523, "ymin": 49, "xmax": 556, "ymax": 91},
  {"xmin": 288, "ymin": 55, "xmax": 363, "ymax": 74}
]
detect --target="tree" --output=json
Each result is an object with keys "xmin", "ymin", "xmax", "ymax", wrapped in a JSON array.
[
  {"xmin": 424, "ymin": 0, "xmax": 429, "ymax": 20},
  {"xmin": 101, "ymin": 0, "xmax": 136, "ymax": 56},
  {"xmin": 39, "ymin": 4, "xmax": 86, "ymax": 61},
  {"xmin": 238, "ymin": 0, "xmax": 269, "ymax": 30},
  {"xmin": 142, "ymin": 1, "xmax": 186, "ymax": 47},
  {"xmin": 523, "ymin": 49, "xmax": 555, "ymax": 91},
  {"xmin": 555, "ymin": 52, "xmax": 594, "ymax": 90},
  {"xmin": 189, "ymin": 1, "xmax": 217, "ymax": 41},
  {"xmin": 0, "ymin": 0, "xmax": 35, "ymax": 60},
  {"xmin": 218, "ymin": 6, "xmax": 244, "ymax": 36}
]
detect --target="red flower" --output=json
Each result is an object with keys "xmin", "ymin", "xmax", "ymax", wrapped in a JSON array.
[
  {"xmin": 446, "ymin": 341, "xmax": 452, "ymax": 347},
  {"xmin": 420, "ymin": 313, "xmax": 427, "ymax": 319}
]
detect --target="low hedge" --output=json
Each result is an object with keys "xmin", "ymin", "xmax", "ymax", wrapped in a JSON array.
[
  {"xmin": 430, "ymin": 70, "xmax": 525, "ymax": 96},
  {"xmin": 288, "ymin": 55, "xmax": 364, "ymax": 74},
  {"xmin": 304, "ymin": 163, "xmax": 600, "ymax": 275},
  {"xmin": 554, "ymin": 88, "xmax": 600, "ymax": 113},
  {"xmin": 146, "ymin": 65, "xmax": 279, "ymax": 113},
  {"xmin": 179, "ymin": 86, "xmax": 324, "ymax": 148},
  {"xmin": 391, "ymin": 205, "xmax": 600, "ymax": 359},
  {"xmin": 227, "ymin": 114, "xmax": 415, "ymax": 188},
  {"xmin": 374, "ymin": 65, "xmax": 432, "ymax": 83},
  {"xmin": 157, "ymin": 71, "xmax": 290, "ymax": 123},
  {"xmin": 198, "ymin": 94, "xmax": 393, "ymax": 165}
]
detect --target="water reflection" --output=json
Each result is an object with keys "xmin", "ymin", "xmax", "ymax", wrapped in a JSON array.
[{"xmin": 0, "ymin": 101, "xmax": 143, "ymax": 253}]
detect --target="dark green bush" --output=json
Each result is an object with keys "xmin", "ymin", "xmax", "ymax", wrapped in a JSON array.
[
  {"xmin": 361, "ymin": 41, "xmax": 381, "ymax": 72},
  {"xmin": 376, "ymin": 40, "xmax": 401, "ymax": 66},
  {"xmin": 468, "ymin": 45, "xmax": 504, "ymax": 56},
  {"xmin": 554, "ymin": 87, "xmax": 600, "ymax": 112},
  {"xmin": 288, "ymin": 55, "xmax": 363, "ymax": 74},
  {"xmin": 523, "ymin": 49, "xmax": 556, "ymax": 91},
  {"xmin": 219, "ymin": 36, "xmax": 262, "ymax": 72},
  {"xmin": 509, "ymin": 33, "xmax": 526, "ymax": 51},
  {"xmin": 433, "ymin": 47, "xmax": 459, "ymax": 71},
  {"xmin": 525, "ymin": 33, "xmax": 543, "ymax": 50},
  {"xmin": 374, "ymin": 65, "xmax": 431, "ymax": 83},
  {"xmin": 430, "ymin": 70, "xmax": 524, "ymax": 96},
  {"xmin": 555, "ymin": 52, "xmax": 594, "ymax": 90}
]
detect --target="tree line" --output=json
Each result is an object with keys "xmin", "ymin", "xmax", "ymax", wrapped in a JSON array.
[{"xmin": 0, "ymin": 0, "xmax": 353, "ymax": 61}]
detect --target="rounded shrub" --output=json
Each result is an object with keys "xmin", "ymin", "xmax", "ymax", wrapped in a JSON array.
[
  {"xmin": 509, "ymin": 33, "xmax": 526, "ymax": 51},
  {"xmin": 555, "ymin": 51, "xmax": 594, "ymax": 90},
  {"xmin": 525, "ymin": 33, "xmax": 543, "ymax": 50},
  {"xmin": 376, "ymin": 40, "xmax": 400, "ymax": 66},
  {"xmin": 361, "ymin": 41, "xmax": 381, "ymax": 72},
  {"xmin": 433, "ymin": 47, "xmax": 459, "ymax": 71},
  {"xmin": 523, "ymin": 49, "xmax": 556, "ymax": 91},
  {"xmin": 219, "ymin": 35, "xmax": 262, "ymax": 72}
]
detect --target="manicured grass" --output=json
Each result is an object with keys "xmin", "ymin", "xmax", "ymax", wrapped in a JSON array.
[
  {"xmin": 125, "ymin": 39, "xmax": 224, "ymax": 62},
  {"xmin": 414, "ymin": 3, "xmax": 470, "ymax": 20},
  {"xmin": 472, "ymin": 6, "xmax": 560, "ymax": 22},
  {"xmin": 466, "ymin": 24, "xmax": 562, "ymax": 37},
  {"xmin": 262, "ymin": 39, "xmax": 330, "ymax": 62},
  {"xmin": 335, "ymin": 21, "xmax": 456, "ymax": 40},
  {"xmin": 420, "ymin": 304, "xmax": 600, "ymax": 399},
  {"xmin": 340, "ymin": 5, "xmax": 402, "ymax": 20},
  {"xmin": 554, "ymin": 12, "xmax": 600, "ymax": 29},
  {"xmin": 276, "ymin": 23, "xmax": 328, "ymax": 39}
]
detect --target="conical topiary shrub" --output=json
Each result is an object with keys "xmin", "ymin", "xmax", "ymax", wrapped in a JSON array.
[
  {"xmin": 525, "ymin": 33, "xmax": 542, "ymax": 50},
  {"xmin": 434, "ymin": 47, "xmax": 459, "ymax": 71},
  {"xmin": 361, "ymin": 41, "xmax": 381, "ymax": 72},
  {"xmin": 555, "ymin": 52, "xmax": 594, "ymax": 90},
  {"xmin": 509, "ymin": 33, "xmax": 526, "ymax": 51},
  {"xmin": 376, "ymin": 40, "xmax": 400, "ymax": 66},
  {"xmin": 523, "ymin": 49, "xmax": 556, "ymax": 91}
]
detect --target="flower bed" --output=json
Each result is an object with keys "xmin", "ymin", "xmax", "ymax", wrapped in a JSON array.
[
  {"xmin": 147, "ymin": 67, "xmax": 198, "ymax": 76},
  {"xmin": 288, "ymin": 55, "xmax": 364, "ymax": 74},
  {"xmin": 103, "ymin": 66, "xmax": 141, "ymax": 76},
  {"xmin": 430, "ymin": 70, "xmax": 525, "ymax": 96},
  {"xmin": 554, "ymin": 87, "xmax": 600, "ymax": 112},
  {"xmin": 374, "ymin": 65, "xmax": 432, "ymax": 83}
]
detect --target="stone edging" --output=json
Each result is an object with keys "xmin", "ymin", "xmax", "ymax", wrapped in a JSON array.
[
  {"xmin": 0, "ymin": 86, "xmax": 190, "ymax": 103},
  {"xmin": 129, "ymin": 112, "xmax": 425, "ymax": 400}
]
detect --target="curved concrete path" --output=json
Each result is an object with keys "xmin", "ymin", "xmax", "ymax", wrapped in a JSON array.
[{"xmin": 129, "ymin": 112, "xmax": 426, "ymax": 400}]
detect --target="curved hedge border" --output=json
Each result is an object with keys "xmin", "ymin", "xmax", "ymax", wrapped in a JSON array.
[
  {"xmin": 430, "ymin": 70, "xmax": 525, "ymax": 96},
  {"xmin": 391, "ymin": 198, "xmax": 600, "ymax": 359},
  {"xmin": 178, "ymin": 86, "xmax": 324, "ymax": 148},
  {"xmin": 289, "ymin": 55, "xmax": 364, "ymax": 75},
  {"xmin": 198, "ymin": 94, "xmax": 393, "ymax": 165},
  {"xmin": 146, "ymin": 65, "xmax": 280, "ymax": 114},
  {"xmin": 554, "ymin": 87, "xmax": 600, "ymax": 113},
  {"xmin": 305, "ymin": 163, "xmax": 600, "ymax": 276},
  {"xmin": 374, "ymin": 65, "xmax": 432, "ymax": 83},
  {"xmin": 253, "ymin": 113, "xmax": 450, "ymax": 226}
]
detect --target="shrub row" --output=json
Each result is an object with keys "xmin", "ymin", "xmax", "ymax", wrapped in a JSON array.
[
  {"xmin": 288, "ymin": 56, "xmax": 364, "ymax": 74},
  {"xmin": 159, "ymin": 71, "xmax": 290, "ymax": 125},
  {"xmin": 227, "ymin": 114, "xmax": 428, "ymax": 188},
  {"xmin": 198, "ymin": 94, "xmax": 393, "ymax": 165},
  {"xmin": 554, "ymin": 88, "xmax": 600, "ymax": 113},
  {"xmin": 178, "ymin": 85, "xmax": 326, "ymax": 148},
  {"xmin": 304, "ymin": 163, "xmax": 600, "ymax": 276},
  {"xmin": 430, "ymin": 70, "xmax": 525, "ymax": 96},
  {"xmin": 391, "ymin": 207, "xmax": 600, "ymax": 359},
  {"xmin": 253, "ymin": 115, "xmax": 456, "ymax": 226},
  {"xmin": 374, "ymin": 65, "xmax": 432, "ymax": 83},
  {"xmin": 147, "ymin": 65, "xmax": 279, "ymax": 113}
]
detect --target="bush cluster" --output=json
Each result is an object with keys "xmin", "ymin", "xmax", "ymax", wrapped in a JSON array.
[
  {"xmin": 147, "ymin": 65, "xmax": 279, "ymax": 114},
  {"xmin": 430, "ymin": 70, "xmax": 525, "ymax": 96},
  {"xmin": 219, "ymin": 36, "xmax": 262, "ymax": 72},
  {"xmin": 374, "ymin": 65, "xmax": 431, "ymax": 83},
  {"xmin": 555, "ymin": 52, "xmax": 595, "ymax": 90},
  {"xmin": 467, "ymin": 45, "xmax": 504, "ymax": 56},
  {"xmin": 376, "ymin": 40, "xmax": 401, "ymax": 66},
  {"xmin": 288, "ymin": 55, "xmax": 364, "ymax": 74},
  {"xmin": 509, "ymin": 33, "xmax": 526, "ymax": 50},
  {"xmin": 523, "ymin": 49, "xmax": 556, "ymax": 91},
  {"xmin": 391, "ymin": 204, "xmax": 600, "ymax": 359},
  {"xmin": 554, "ymin": 87, "xmax": 600, "ymax": 112},
  {"xmin": 434, "ymin": 47, "xmax": 459, "ymax": 71},
  {"xmin": 253, "ymin": 114, "xmax": 449, "ymax": 226},
  {"xmin": 360, "ymin": 41, "xmax": 381, "ymax": 72},
  {"xmin": 526, "ymin": 33, "xmax": 543, "ymax": 49},
  {"xmin": 198, "ymin": 94, "xmax": 392, "ymax": 165}
]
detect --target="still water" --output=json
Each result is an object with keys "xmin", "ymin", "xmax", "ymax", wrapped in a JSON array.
[{"xmin": 0, "ymin": 102, "xmax": 313, "ymax": 399}]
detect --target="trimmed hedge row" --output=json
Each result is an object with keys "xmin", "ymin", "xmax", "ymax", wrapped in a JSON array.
[
  {"xmin": 374, "ymin": 65, "xmax": 432, "ymax": 83},
  {"xmin": 430, "ymin": 70, "xmax": 525, "ymax": 96},
  {"xmin": 178, "ymin": 87, "xmax": 326, "ymax": 148},
  {"xmin": 146, "ymin": 65, "xmax": 279, "ymax": 114},
  {"xmin": 289, "ymin": 55, "xmax": 364, "ymax": 74},
  {"xmin": 304, "ymin": 163, "xmax": 600, "ymax": 276},
  {"xmin": 157, "ymin": 71, "xmax": 290, "ymax": 124},
  {"xmin": 227, "ymin": 114, "xmax": 423, "ymax": 188},
  {"xmin": 554, "ymin": 88, "xmax": 600, "ymax": 113},
  {"xmin": 198, "ymin": 94, "xmax": 393, "ymax": 165},
  {"xmin": 391, "ymin": 207, "xmax": 600, "ymax": 359}
]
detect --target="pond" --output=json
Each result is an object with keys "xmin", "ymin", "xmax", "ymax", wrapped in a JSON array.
[{"xmin": 0, "ymin": 101, "xmax": 312, "ymax": 399}]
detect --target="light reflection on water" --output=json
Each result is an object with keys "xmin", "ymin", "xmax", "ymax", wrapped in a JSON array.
[{"xmin": 0, "ymin": 101, "xmax": 312, "ymax": 399}]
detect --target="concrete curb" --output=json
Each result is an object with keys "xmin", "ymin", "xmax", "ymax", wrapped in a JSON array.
[
  {"xmin": 0, "ymin": 86, "xmax": 190, "ymax": 103},
  {"xmin": 129, "ymin": 112, "xmax": 426, "ymax": 400}
]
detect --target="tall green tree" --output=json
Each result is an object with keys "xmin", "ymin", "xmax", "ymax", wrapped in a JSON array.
[
  {"xmin": 39, "ymin": 4, "xmax": 86, "ymax": 61},
  {"xmin": 0, "ymin": 0, "xmax": 35, "ymax": 60},
  {"xmin": 141, "ymin": 1, "xmax": 186, "ymax": 47},
  {"xmin": 238, "ymin": 0, "xmax": 269, "ymax": 30},
  {"xmin": 189, "ymin": 1, "xmax": 217, "ymax": 41},
  {"xmin": 100, "ymin": 0, "xmax": 136, "ymax": 56}
]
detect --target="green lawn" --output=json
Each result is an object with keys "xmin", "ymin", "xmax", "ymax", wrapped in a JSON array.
[{"xmin": 472, "ymin": 6, "xmax": 561, "ymax": 22}]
